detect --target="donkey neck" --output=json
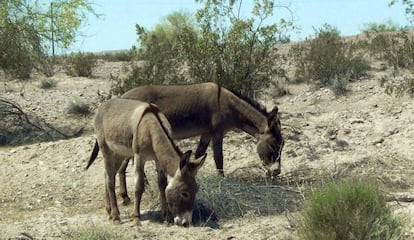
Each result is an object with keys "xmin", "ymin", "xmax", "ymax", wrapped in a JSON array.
[
  {"xmin": 221, "ymin": 89, "xmax": 267, "ymax": 138},
  {"xmin": 147, "ymin": 114, "xmax": 181, "ymax": 178}
]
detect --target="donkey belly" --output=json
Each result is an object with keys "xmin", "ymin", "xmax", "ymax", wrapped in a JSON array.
[
  {"xmin": 168, "ymin": 118, "xmax": 211, "ymax": 139},
  {"xmin": 106, "ymin": 140, "xmax": 134, "ymax": 158}
]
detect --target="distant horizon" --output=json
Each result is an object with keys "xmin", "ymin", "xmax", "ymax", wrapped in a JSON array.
[{"xmin": 68, "ymin": 0, "xmax": 411, "ymax": 53}]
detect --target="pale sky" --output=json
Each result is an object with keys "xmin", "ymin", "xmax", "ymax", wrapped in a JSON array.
[{"xmin": 70, "ymin": 0, "xmax": 410, "ymax": 53}]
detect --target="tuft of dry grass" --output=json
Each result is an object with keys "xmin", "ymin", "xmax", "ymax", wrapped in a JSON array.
[{"xmin": 66, "ymin": 98, "xmax": 91, "ymax": 115}]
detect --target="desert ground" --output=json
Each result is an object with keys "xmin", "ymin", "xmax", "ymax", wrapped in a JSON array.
[{"xmin": 0, "ymin": 52, "xmax": 413, "ymax": 239}]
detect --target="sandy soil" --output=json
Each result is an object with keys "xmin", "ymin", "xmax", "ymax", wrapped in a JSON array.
[{"xmin": 0, "ymin": 58, "xmax": 413, "ymax": 239}]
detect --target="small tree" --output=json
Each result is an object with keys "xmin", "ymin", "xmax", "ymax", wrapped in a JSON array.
[
  {"xmin": 0, "ymin": 0, "xmax": 99, "ymax": 79},
  {"xmin": 189, "ymin": 0, "xmax": 294, "ymax": 98},
  {"xmin": 111, "ymin": 0, "xmax": 294, "ymax": 99}
]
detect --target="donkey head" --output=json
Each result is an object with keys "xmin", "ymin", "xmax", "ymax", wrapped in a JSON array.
[
  {"xmin": 257, "ymin": 106, "xmax": 284, "ymax": 178},
  {"xmin": 165, "ymin": 150, "xmax": 206, "ymax": 227}
]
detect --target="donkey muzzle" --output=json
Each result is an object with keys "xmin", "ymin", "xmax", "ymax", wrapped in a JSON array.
[{"xmin": 173, "ymin": 211, "xmax": 192, "ymax": 227}]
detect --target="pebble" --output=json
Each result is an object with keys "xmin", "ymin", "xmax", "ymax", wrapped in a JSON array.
[{"xmin": 350, "ymin": 119, "xmax": 364, "ymax": 124}]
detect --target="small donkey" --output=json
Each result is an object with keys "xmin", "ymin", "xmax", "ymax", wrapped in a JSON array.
[{"xmin": 86, "ymin": 98, "xmax": 206, "ymax": 226}]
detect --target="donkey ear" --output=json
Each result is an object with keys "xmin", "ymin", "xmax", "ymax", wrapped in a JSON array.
[
  {"xmin": 180, "ymin": 150, "xmax": 192, "ymax": 170},
  {"xmin": 267, "ymin": 106, "xmax": 279, "ymax": 125},
  {"xmin": 189, "ymin": 153, "xmax": 207, "ymax": 174}
]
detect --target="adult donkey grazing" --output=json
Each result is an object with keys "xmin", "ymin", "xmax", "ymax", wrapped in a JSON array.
[
  {"xmin": 86, "ymin": 98, "xmax": 206, "ymax": 226},
  {"xmin": 117, "ymin": 82, "xmax": 284, "ymax": 205}
]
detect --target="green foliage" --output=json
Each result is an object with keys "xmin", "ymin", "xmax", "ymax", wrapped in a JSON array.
[
  {"xmin": 65, "ymin": 52, "xmax": 97, "ymax": 77},
  {"xmin": 98, "ymin": 47, "xmax": 137, "ymax": 62},
  {"xmin": 361, "ymin": 20, "xmax": 403, "ymax": 34},
  {"xmin": 0, "ymin": 0, "xmax": 98, "ymax": 79},
  {"xmin": 111, "ymin": 0, "xmax": 294, "ymax": 98},
  {"xmin": 298, "ymin": 179, "xmax": 407, "ymax": 240},
  {"xmin": 289, "ymin": 24, "xmax": 370, "ymax": 94},
  {"xmin": 39, "ymin": 78, "xmax": 57, "ymax": 89},
  {"xmin": 390, "ymin": 0, "xmax": 414, "ymax": 23},
  {"xmin": 189, "ymin": 0, "xmax": 292, "ymax": 98},
  {"xmin": 0, "ymin": 17, "xmax": 40, "ymax": 79},
  {"xmin": 366, "ymin": 30, "xmax": 414, "ymax": 72}
]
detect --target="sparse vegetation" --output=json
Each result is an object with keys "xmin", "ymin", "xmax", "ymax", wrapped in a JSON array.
[
  {"xmin": 110, "ymin": 0, "xmax": 294, "ymax": 98},
  {"xmin": 365, "ymin": 30, "xmax": 414, "ymax": 71},
  {"xmin": 65, "ymin": 52, "xmax": 97, "ymax": 77},
  {"xmin": 67, "ymin": 98, "xmax": 91, "ymax": 115},
  {"xmin": 361, "ymin": 20, "xmax": 404, "ymax": 34},
  {"xmin": 289, "ymin": 24, "xmax": 370, "ymax": 94},
  {"xmin": 40, "ymin": 78, "xmax": 58, "ymax": 89},
  {"xmin": 298, "ymin": 178, "xmax": 407, "ymax": 240},
  {"xmin": 98, "ymin": 47, "xmax": 137, "ymax": 62},
  {"xmin": 63, "ymin": 226, "xmax": 126, "ymax": 240}
]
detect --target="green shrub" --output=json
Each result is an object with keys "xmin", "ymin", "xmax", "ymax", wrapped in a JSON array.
[
  {"xmin": 366, "ymin": 31, "xmax": 414, "ymax": 71},
  {"xmin": 67, "ymin": 98, "xmax": 90, "ymax": 115},
  {"xmin": 361, "ymin": 20, "xmax": 403, "ymax": 34},
  {"xmin": 298, "ymin": 179, "xmax": 407, "ymax": 240},
  {"xmin": 39, "ymin": 78, "xmax": 57, "ymax": 89},
  {"xmin": 289, "ymin": 24, "xmax": 370, "ymax": 94},
  {"xmin": 99, "ymin": 47, "xmax": 137, "ymax": 62},
  {"xmin": 65, "ymin": 52, "xmax": 97, "ymax": 77}
]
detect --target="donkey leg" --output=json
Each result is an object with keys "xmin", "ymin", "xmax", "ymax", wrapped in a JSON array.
[
  {"xmin": 212, "ymin": 134, "xmax": 224, "ymax": 177},
  {"xmin": 156, "ymin": 168, "xmax": 169, "ymax": 223},
  {"xmin": 118, "ymin": 158, "xmax": 131, "ymax": 205},
  {"xmin": 102, "ymin": 149, "xmax": 121, "ymax": 222},
  {"xmin": 195, "ymin": 134, "xmax": 211, "ymax": 158},
  {"xmin": 132, "ymin": 154, "xmax": 146, "ymax": 225}
]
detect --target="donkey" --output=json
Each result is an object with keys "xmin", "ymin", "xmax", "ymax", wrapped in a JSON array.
[
  {"xmin": 117, "ymin": 82, "xmax": 284, "ymax": 205},
  {"xmin": 85, "ymin": 98, "xmax": 206, "ymax": 226}
]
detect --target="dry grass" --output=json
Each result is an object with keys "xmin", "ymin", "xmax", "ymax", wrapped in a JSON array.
[{"xmin": 195, "ymin": 173, "xmax": 303, "ymax": 224}]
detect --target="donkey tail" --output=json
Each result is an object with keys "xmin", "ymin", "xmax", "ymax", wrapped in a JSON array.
[{"xmin": 85, "ymin": 140, "xmax": 99, "ymax": 170}]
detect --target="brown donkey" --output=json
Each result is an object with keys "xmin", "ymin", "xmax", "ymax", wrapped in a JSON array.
[
  {"xmin": 117, "ymin": 82, "xmax": 284, "ymax": 205},
  {"xmin": 86, "ymin": 98, "xmax": 206, "ymax": 226}
]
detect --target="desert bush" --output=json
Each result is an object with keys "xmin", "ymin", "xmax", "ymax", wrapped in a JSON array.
[
  {"xmin": 65, "ymin": 52, "xmax": 97, "ymax": 77},
  {"xmin": 111, "ymin": 1, "xmax": 293, "ymax": 98},
  {"xmin": 39, "ymin": 78, "xmax": 57, "ymax": 89},
  {"xmin": 289, "ymin": 24, "xmax": 370, "ymax": 94},
  {"xmin": 99, "ymin": 47, "xmax": 137, "ymax": 62},
  {"xmin": 366, "ymin": 30, "xmax": 414, "ymax": 72},
  {"xmin": 361, "ymin": 20, "xmax": 403, "ymax": 34},
  {"xmin": 382, "ymin": 75, "xmax": 414, "ymax": 97},
  {"xmin": 67, "ymin": 98, "xmax": 90, "ymax": 115},
  {"xmin": 298, "ymin": 178, "xmax": 407, "ymax": 240}
]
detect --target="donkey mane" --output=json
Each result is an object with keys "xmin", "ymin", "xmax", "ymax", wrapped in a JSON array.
[
  {"xmin": 226, "ymin": 88, "xmax": 268, "ymax": 117},
  {"xmin": 144, "ymin": 104, "xmax": 183, "ymax": 155}
]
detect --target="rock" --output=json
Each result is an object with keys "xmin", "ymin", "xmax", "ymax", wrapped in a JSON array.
[
  {"xmin": 372, "ymin": 137, "xmax": 384, "ymax": 145},
  {"xmin": 350, "ymin": 119, "xmax": 364, "ymax": 124}
]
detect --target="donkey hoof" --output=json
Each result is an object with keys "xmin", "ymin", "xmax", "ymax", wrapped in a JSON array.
[
  {"xmin": 122, "ymin": 197, "xmax": 131, "ymax": 206},
  {"xmin": 134, "ymin": 218, "xmax": 142, "ymax": 226}
]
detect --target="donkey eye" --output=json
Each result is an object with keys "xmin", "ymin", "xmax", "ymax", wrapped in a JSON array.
[
  {"xmin": 267, "ymin": 143, "xmax": 277, "ymax": 150},
  {"xmin": 181, "ymin": 191, "xmax": 190, "ymax": 200}
]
